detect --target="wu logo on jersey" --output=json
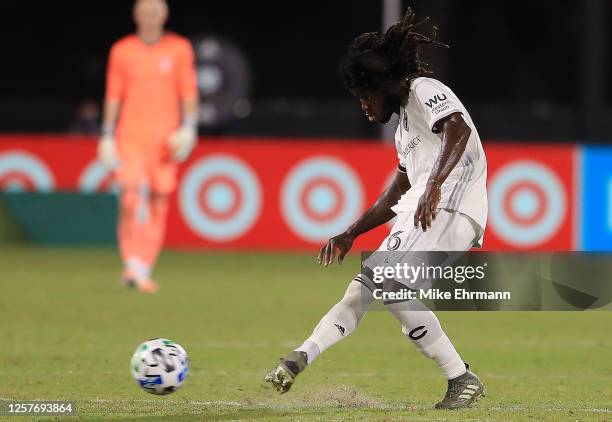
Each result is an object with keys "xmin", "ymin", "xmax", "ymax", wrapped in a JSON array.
[
  {"xmin": 402, "ymin": 111, "xmax": 409, "ymax": 131},
  {"xmin": 424, "ymin": 93, "xmax": 448, "ymax": 109}
]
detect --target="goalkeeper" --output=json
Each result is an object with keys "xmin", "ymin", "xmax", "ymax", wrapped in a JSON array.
[{"xmin": 98, "ymin": 0, "xmax": 198, "ymax": 293}]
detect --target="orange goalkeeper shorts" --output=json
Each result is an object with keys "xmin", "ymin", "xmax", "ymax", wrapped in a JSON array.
[{"xmin": 115, "ymin": 153, "xmax": 178, "ymax": 194}]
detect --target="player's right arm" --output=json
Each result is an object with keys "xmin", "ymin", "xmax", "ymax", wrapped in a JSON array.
[
  {"xmin": 98, "ymin": 44, "xmax": 124, "ymax": 168},
  {"xmin": 318, "ymin": 170, "xmax": 411, "ymax": 266}
]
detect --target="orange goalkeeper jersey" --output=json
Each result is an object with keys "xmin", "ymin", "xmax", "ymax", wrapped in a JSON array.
[{"xmin": 106, "ymin": 33, "xmax": 198, "ymax": 157}]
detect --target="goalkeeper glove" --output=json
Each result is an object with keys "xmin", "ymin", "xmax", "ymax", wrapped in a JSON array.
[
  {"xmin": 97, "ymin": 134, "xmax": 118, "ymax": 169},
  {"xmin": 169, "ymin": 122, "xmax": 197, "ymax": 162}
]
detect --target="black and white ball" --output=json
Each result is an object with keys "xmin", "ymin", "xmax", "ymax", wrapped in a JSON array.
[{"xmin": 130, "ymin": 338, "xmax": 189, "ymax": 395}]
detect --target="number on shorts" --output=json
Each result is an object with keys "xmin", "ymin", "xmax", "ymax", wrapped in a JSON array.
[{"xmin": 387, "ymin": 230, "xmax": 404, "ymax": 251}]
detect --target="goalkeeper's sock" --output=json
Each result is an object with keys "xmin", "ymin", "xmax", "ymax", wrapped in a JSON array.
[
  {"xmin": 139, "ymin": 194, "xmax": 170, "ymax": 271},
  {"xmin": 126, "ymin": 257, "xmax": 151, "ymax": 280},
  {"xmin": 118, "ymin": 188, "xmax": 142, "ymax": 267}
]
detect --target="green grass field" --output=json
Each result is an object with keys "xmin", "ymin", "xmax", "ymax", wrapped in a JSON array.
[{"xmin": 1, "ymin": 246, "xmax": 611, "ymax": 421}]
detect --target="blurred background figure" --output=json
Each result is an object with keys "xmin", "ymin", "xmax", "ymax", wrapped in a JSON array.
[
  {"xmin": 97, "ymin": 0, "xmax": 198, "ymax": 293},
  {"xmin": 68, "ymin": 100, "xmax": 101, "ymax": 135}
]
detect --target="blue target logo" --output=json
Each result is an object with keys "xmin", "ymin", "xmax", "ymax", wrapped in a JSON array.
[
  {"xmin": 179, "ymin": 155, "xmax": 261, "ymax": 241},
  {"xmin": 489, "ymin": 161, "xmax": 566, "ymax": 247},
  {"xmin": 78, "ymin": 161, "xmax": 119, "ymax": 193},
  {"xmin": 281, "ymin": 157, "xmax": 364, "ymax": 242},
  {"xmin": 0, "ymin": 151, "xmax": 55, "ymax": 192}
]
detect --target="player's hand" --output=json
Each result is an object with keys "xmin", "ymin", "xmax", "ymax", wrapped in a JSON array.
[
  {"xmin": 169, "ymin": 125, "xmax": 197, "ymax": 162},
  {"xmin": 414, "ymin": 180, "xmax": 441, "ymax": 232},
  {"xmin": 317, "ymin": 232, "xmax": 355, "ymax": 267},
  {"xmin": 97, "ymin": 135, "xmax": 118, "ymax": 169}
]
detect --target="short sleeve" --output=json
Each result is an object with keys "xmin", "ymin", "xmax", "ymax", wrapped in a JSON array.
[
  {"xmin": 178, "ymin": 40, "xmax": 198, "ymax": 101},
  {"xmin": 413, "ymin": 80, "xmax": 462, "ymax": 133},
  {"xmin": 106, "ymin": 44, "xmax": 125, "ymax": 103}
]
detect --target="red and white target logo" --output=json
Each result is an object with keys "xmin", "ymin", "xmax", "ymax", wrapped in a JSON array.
[
  {"xmin": 281, "ymin": 157, "xmax": 364, "ymax": 242},
  {"xmin": 489, "ymin": 161, "xmax": 567, "ymax": 247},
  {"xmin": 179, "ymin": 155, "xmax": 262, "ymax": 241},
  {"xmin": 78, "ymin": 161, "xmax": 118, "ymax": 193},
  {"xmin": 0, "ymin": 151, "xmax": 55, "ymax": 192}
]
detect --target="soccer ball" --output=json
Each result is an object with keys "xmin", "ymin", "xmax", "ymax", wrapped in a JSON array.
[{"xmin": 130, "ymin": 338, "xmax": 189, "ymax": 395}]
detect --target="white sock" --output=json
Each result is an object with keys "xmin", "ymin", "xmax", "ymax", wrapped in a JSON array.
[
  {"xmin": 295, "ymin": 341, "xmax": 320, "ymax": 364},
  {"xmin": 386, "ymin": 299, "xmax": 467, "ymax": 380},
  {"xmin": 297, "ymin": 277, "xmax": 373, "ymax": 365},
  {"xmin": 127, "ymin": 257, "xmax": 151, "ymax": 280}
]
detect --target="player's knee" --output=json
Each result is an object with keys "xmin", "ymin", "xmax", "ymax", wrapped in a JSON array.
[
  {"xmin": 380, "ymin": 279, "xmax": 413, "ymax": 311},
  {"xmin": 341, "ymin": 277, "xmax": 372, "ymax": 308},
  {"xmin": 120, "ymin": 202, "xmax": 137, "ymax": 222},
  {"xmin": 120, "ymin": 192, "xmax": 140, "ymax": 222},
  {"xmin": 149, "ymin": 194, "xmax": 170, "ymax": 217}
]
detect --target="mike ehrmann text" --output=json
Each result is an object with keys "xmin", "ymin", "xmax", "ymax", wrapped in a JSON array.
[{"xmin": 372, "ymin": 288, "xmax": 512, "ymax": 301}]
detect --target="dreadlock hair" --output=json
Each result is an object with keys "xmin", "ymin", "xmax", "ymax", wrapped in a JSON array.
[{"xmin": 340, "ymin": 7, "xmax": 449, "ymax": 95}]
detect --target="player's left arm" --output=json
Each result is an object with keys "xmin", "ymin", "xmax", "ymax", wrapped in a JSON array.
[
  {"xmin": 414, "ymin": 112, "xmax": 471, "ymax": 231},
  {"xmin": 170, "ymin": 40, "xmax": 200, "ymax": 162},
  {"xmin": 98, "ymin": 44, "xmax": 125, "ymax": 168}
]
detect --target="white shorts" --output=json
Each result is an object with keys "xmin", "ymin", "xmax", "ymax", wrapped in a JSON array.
[
  {"xmin": 379, "ymin": 208, "xmax": 482, "ymax": 252},
  {"xmin": 359, "ymin": 209, "xmax": 482, "ymax": 291}
]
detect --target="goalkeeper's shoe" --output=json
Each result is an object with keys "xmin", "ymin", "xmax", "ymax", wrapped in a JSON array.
[
  {"xmin": 264, "ymin": 351, "xmax": 308, "ymax": 394},
  {"xmin": 121, "ymin": 269, "xmax": 137, "ymax": 289},
  {"xmin": 121, "ymin": 269, "xmax": 158, "ymax": 293},
  {"xmin": 435, "ymin": 363, "xmax": 485, "ymax": 409},
  {"xmin": 137, "ymin": 278, "xmax": 159, "ymax": 294}
]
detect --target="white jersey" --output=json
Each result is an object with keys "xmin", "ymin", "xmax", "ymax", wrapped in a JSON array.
[{"xmin": 392, "ymin": 77, "xmax": 488, "ymax": 246}]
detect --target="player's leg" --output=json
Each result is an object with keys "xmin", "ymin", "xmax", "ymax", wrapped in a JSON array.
[
  {"xmin": 381, "ymin": 210, "xmax": 484, "ymax": 408},
  {"xmin": 384, "ymin": 287, "xmax": 467, "ymax": 376},
  {"xmin": 388, "ymin": 293, "xmax": 485, "ymax": 409},
  {"xmin": 118, "ymin": 184, "xmax": 159, "ymax": 292},
  {"xmin": 265, "ymin": 275, "xmax": 374, "ymax": 393},
  {"xmin": 115, "ymin": 155, "xmax": 150, "ymax": 287},
  {"xmin": 118, "ymin": 186, "xmax": 144, "ymax": 284},
  {"xmin": 133, "ymin": 159, "xmax": 177, "ymax": 291},
  {"xmin": 116, "ymin": 161, "xmax": 160, "ymax": 292},
  {"xmin": 139, "ymin": 192, "xmax": 170, "ymax": 275}
]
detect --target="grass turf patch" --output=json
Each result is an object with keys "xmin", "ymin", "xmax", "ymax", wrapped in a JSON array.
[{"xmin": 0, "ymin": 247, "xmax": 611, "ymax": 420}]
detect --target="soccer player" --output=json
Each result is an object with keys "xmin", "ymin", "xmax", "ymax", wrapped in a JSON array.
[
  {"xmin": 98, "ymin": 0, "xmax": 198, "ymax": 293},
  {"xmin": 265, "ymin": 9, "xmax": 487, "ymax": 409}
]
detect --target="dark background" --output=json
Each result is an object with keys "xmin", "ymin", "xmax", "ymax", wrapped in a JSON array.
[{"xmin": 0, "ymin": 0, "xmax": 610, "ymax": 142}]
